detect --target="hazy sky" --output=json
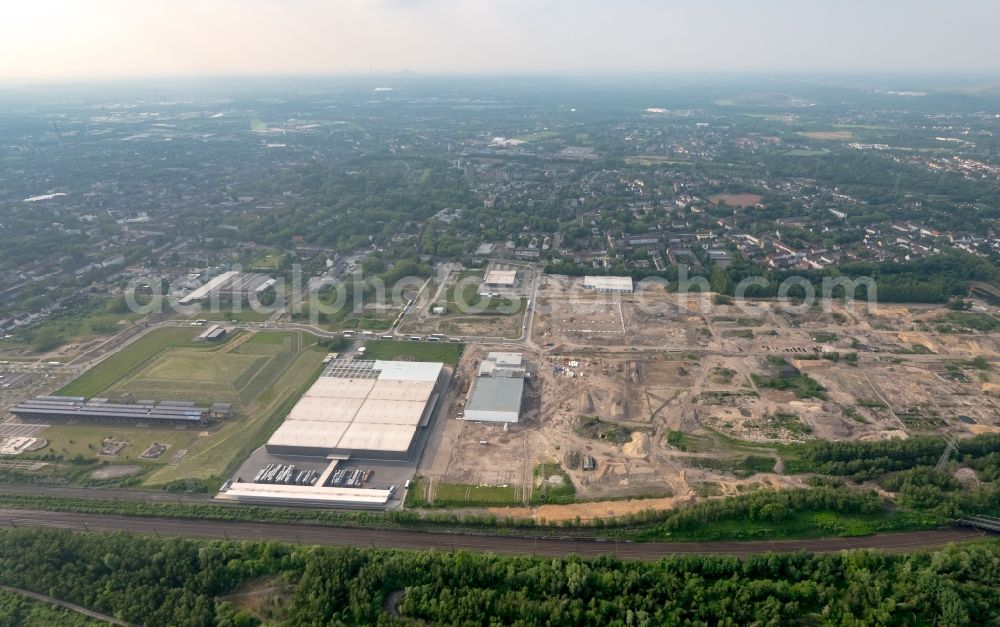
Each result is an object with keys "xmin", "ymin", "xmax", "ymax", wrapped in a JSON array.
[{"xmin": 3, "ymin": 0, "xmax": 999, "ymax": 82}]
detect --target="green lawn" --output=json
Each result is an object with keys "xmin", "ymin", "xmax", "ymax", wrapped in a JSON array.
[
  {"xmin": 58, "ymin": 327, "xmax": 215, "ymax": 397},
  {"xmin": 242, "ymin": 331, "xmax": 290, "ymax": 345},
  {"xmin": 37, "ymin": 328, "xmax": 327, "ymax": 489},
  {"xmin": 141, "ymin": 352, "xmax": 264, "ymax": 383},
  {"xmin": 532, "ymin": 462, "xmax": 576, "ymax": 505},
  {"xmin": 433, "ymin": 483, "xmax": 522, "ymax": 507},
  {"xmin": 143, "ymin": 343, "xmax": 325, "ymax": 487},
  {"xmin": 38, "ymin": 425, "xmax": 203, "ymax": 464},
  {"xmin": 438, "ymin": 273, "xmax": 524, "ymax": 316},
  {"xmin": 361, "ymin": 340, "xmax": 464, "ymax": 368},
  {"xmin": 404, "ymin": 476, "xmax": 523, "ymax": 508}
]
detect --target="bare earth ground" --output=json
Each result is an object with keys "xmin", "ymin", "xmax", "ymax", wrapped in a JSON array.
[{"xmin": 416, "ymin": 275, "xmax": 1000, "ymax": 517}]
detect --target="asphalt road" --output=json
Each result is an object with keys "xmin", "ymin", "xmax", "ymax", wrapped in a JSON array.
[{"xmin": 0, "ymin": 508, "xmax": 986, "ymax": 560}]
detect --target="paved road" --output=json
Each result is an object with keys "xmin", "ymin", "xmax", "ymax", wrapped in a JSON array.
[
  {"xmin": 0, "ymin": 508, "xmax": 985, "ymax": 560},
  {"xmin": 1, "ymin": 584, "xmax": 130, "ymax": 625}
]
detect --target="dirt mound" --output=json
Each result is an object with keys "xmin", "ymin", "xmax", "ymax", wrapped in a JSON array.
[
  {"xmin": 623, "ymin": 432, "xmax": 651, "ymax": 458},
  {"xmin": 899, "ymin": 332, "xmax": 937, "ymax": 353}
]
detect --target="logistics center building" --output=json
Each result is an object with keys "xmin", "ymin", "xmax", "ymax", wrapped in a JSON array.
[
  {"xmin": 264, "ymin": 359, "xmax": 446, "ymax": 460},
  {"xmin": 464, "ymin": 352, "xmax": 525, "ymax": 423}
]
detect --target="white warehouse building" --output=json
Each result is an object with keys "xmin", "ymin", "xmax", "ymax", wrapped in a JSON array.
[
  {"xmin": 265, "ymin": 359, "xmax": 447, "ymax": 460},
  {"xmin": 464, "ymin": 352, "xmax": 525, "ymax": 423},
  {"xmin": 583, "ymin": 275, "xmax": 633, "ymax": 293}
]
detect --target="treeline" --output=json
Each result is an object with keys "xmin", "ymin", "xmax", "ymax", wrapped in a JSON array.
[
  {"xmin": 1, "ymin": 528, "xmax": 998, "ymax": 625},
  {"xmin": 547, "ymin": 252, "xmax": 998, "ymax": 303},
  {"xmin": 784, "ymin": 433, "xmax": 1000, "ymax": 479},
  {"xmin": 0, "ymin": 484, "xmax": 929, "ymax": 544},
  {"xmin": 785, "ymin": 436, "xmax": 947, "ymax": 478}
]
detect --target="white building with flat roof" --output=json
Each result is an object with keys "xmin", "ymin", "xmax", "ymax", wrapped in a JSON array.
[
  {"xmin": 465, "ymin": 352, "xmax": 525, "ymax": 423},
  {"xmin": 483, "ymin": 269, "xmax": 518, "ymax": 287},
  {"xmin": 265, "ymin": 359, "xmax": 446, "ymax": 460},
  {"xmin": 583, "ymin": 275, "xmax": 633, "ymax": 293}
]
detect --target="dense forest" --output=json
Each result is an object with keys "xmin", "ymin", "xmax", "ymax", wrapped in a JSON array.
[
  {"xmin": 0, "ymin": 588, "xmax": 104, "ymax": 626},
  {"xmin": 0, "ymin": 528, "xmax": 997, "ymax": 626}
]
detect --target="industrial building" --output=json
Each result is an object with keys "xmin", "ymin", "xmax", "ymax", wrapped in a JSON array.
[
  {"xmin": 265, "ymin": 359, "xmax": 447, "ymax": 460},
  {"xmin": 483, "ymin": 269, "xmax": 518, "ymax": 288},
  {"xmin": 179, "ymin": 271, "xmax": 276, "ymax": 305},
  {"xmin": 196, "ymin": 324, "xmax": 228, "ymax": 341},
  {"xmin": 583, "ymin": 275, "xmax": 634, "ymax": 293},
  {"xmin": 479, "ymin": 269, "xmax": 519, "ymax": 297},
  {"xmin": 11, "ymin": 396, "xmax": 218, "ymax": 425},
  {"xmin": 464, "ymin": 352, "xmax": 525, "ymax": 423},
  {"xmin": 220, "ymin": 482, "xmax": 394, "ymax": 509}
]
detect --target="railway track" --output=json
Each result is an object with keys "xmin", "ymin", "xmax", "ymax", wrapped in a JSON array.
[{"xmin": 0, "ymin": 508, "xmax": 987, "ymax": 560}]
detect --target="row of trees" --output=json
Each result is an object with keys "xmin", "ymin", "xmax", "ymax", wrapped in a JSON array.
[
  {"xmin": 548, "ymin": 252, "xmax": 999, "ymax": 304},
  {"xmin": 0, "ymin": 528, "xmax": 998, "ymax": 625}
]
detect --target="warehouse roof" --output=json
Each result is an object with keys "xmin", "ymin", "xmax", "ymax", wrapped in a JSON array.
[
  {"xmin": 583, "ymin": 275, "xmax": 634, "ymax": 292},
  {"xmin": 478, "ymin": 352, "xmax": 524, "ymax": 377},
  {"xmin": 483, "ymin": 269, "xmax": 517, "ymax": 286},
  {"xmin": 266, "ymin": 359, "xmax": 444, "ymax": 456},
  {"xmin": 222, "ymin": 482, "xmax": 392, "ymax": 507},
  {"xmin": 466, "ymin": 376, "xmax": 524, "ymax": 415},
  {"xmin": 373, "ymin": 360, "xmax": 443, "ymax": 382},
  {"xmin": 12, "ymin": 395, "xmax": 208, "ymax": 423},
  {"xmin": 178, "ymin": 271, "xmax": 240, "ymax": 304}
]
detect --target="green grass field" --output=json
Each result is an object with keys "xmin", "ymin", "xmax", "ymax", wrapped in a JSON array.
[
  {"xmin": 531, "ymin": 462, "xmax": 576, "ymax": 505},
  {"xmin": 433, "ymin": 483, "xmax": 522, "ymax": 507},
  {"xmin": 433, "ymin": 270, "xmax": 524, "ymax": 317},
  {"xmin": 40, "ymin": 328, "xmax": 326, "ymax": 489},
  {"xmin": 58, "ymin": 327, "xmax": 215, "ymax": 397},
  {"xmin": 144, "ymin": 342, "xmax": 324, "ymax": 487},
  {"xmin": 361, "ymin": 340, "xmax": 464, "ymax": 367},
  {"xmin": 404, "ymin": 477, "xmax": 522, "ymax": 508}
]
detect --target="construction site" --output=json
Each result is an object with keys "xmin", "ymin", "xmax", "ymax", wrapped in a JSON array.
[
  {"xmin": 412, "ymin": 274, "xmax": 1000, "ymax": 518},
  {"xmin": 397, "ymin": 262, "xmax": 535, "ymax": 340}
]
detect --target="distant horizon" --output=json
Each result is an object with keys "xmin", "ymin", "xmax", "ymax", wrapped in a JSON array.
[
  {"xmin": 4, "ymin": 70, "xmax": 1000, "ymax": 91},
  {"xmin": 3, "ymin": 0, "xmax": 999, "ymax": 84}
]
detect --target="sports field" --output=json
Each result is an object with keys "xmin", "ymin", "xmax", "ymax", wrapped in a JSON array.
[{"xmin": 45, "ymin": 328, "xmax": 326, "ymax": 488}]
